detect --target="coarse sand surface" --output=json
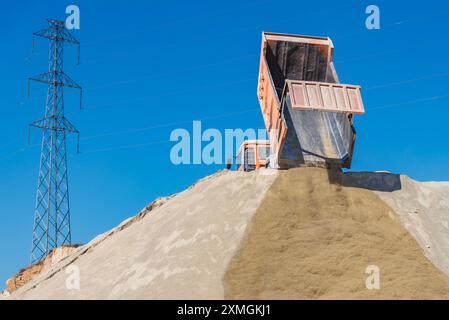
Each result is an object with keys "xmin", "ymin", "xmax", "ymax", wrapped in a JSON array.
[{"xmin": 224, "ymin": 168, "xmax": 449, "ymax": 299}]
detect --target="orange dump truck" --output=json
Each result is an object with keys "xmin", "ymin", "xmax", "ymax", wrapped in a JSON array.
[{"xmin": 254, "ymin": 32, "xmax": 365, "ymax": 170}]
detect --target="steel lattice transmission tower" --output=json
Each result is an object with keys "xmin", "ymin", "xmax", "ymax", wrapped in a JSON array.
[{"xmin": 28, "ymin": 19, "xmax": 82, "ymax": 265}]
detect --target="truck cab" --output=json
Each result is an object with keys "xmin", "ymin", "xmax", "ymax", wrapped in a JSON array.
[{"xmin": 236, "ymin": 140, "xmax": 271, "ymax": 172}]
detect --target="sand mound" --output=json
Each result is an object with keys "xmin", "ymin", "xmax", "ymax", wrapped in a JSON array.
[
  {"xmin": 5, "ymin": 167, "xmax": 449, "ymax": 300},
  {"xmin": 7, "ymin": 170, "xmax": 277, "ymax": 300},
  {"xmin": 224, "ymin": 168, "xmax": 449, "ymax": 299}
]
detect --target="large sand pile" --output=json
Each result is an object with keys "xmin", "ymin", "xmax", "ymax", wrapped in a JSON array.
[
  {"xmin": 224, "ymin": 168, "xmax": 449, "ymax": 299},
  {"xmin": 7, "ymin": 170, "xmax": 277, "ymax": 299},
  {"xmin": 5, "ymin": 167, "xmax": 449, "ymax": 300}
]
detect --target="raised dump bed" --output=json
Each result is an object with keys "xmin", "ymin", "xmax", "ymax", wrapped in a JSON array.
[{"xmin": 257, "ymin": 32, "xmax": 365, "ymax": 169}]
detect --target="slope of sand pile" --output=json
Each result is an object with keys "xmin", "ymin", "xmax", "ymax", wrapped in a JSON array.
[
  {"xmin": 5, "ymin": 167, "xmax": 449, "ymax": 300},
  {"xmin": 7, "ymin": 170, "xmax": 277, "ymax": 299},
  {"xmin": 6, "ymin": 245, "xmax": 79, "ymax": 294},
  {"xmin": 224, "ymin": 168, "xmax": 449, "ymax": 299},
  {"xmin": 374, "ymin": 176, "xmax": 449, "ymax": 276}
]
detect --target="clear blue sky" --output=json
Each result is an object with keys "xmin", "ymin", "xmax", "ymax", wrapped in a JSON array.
[{"xmin": 1, "ymin": 0, "xmax": 448, "ymax": 288}]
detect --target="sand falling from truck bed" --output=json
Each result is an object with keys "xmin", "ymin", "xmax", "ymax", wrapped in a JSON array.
[{"xmin": 224, "ymin": 167, "xmax": 449, "ymax": 299}]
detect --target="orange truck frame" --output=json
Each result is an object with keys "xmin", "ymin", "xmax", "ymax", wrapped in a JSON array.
[{"xmin": 236, "ymin": 140, "xmax": 271, "ymax": 171}]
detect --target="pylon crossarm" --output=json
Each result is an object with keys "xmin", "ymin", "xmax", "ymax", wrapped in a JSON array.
[
  {"xmin": 59, "ymin": 117, "xmax": 79, "ymax": 134},
  {"xmin": 60, "ymin": 72, "xmax": 81, "ymax": 89},
  {"xmin": 28, "ymin": 72, "xmax": 82, "ymax": 108},
  {"xmin": 33, "ymin": 29, "xmax": 55, "ymax": 41},
  {"xmin": 33, "ymin": 22, "xmax": 79, "ymax": 45},
  {"xmin": 29, "ymin": 72, "xmax": 81, "ymax": 89},
  {"xmin": 29, "ymin": 117, "xmax": 79, "ymax": 134},
  {"xmin": 61, "ymin": 29, "xmax": 80, "ymax": 45}
]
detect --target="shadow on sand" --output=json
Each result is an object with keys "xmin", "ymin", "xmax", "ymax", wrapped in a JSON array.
[{"xmin": 327, "ymin": 169, "xmax": 402, "ymax": 192}]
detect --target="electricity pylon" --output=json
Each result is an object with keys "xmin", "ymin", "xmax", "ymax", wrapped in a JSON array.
[{"xmin": 28, "ymin": 19, "xmax": 82, "ymax": 265}]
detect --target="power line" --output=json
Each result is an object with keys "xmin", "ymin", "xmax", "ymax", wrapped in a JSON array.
[
  {"xmin": 80, "ymin": 108, "xmax": 257, "ymax": 142},
  {"xmin": 85, "ymin": 54, "xmax": 257, "ymax": 91},
  {"xmin": 21, "ymin": 52, "xmax": 257, "ymax": 108},
  {"xmin": 67, "ymin": 93, "xmax": 449, "ymax": 154},
  {"xmin": 11, "ymin": 69, "xmax": 449, "ymax": 156},
  {"xmin": 10, "ymin": 9, "xmax": 449, "ymax": 160},
  {"xmin": 367, "ymin": 94, "xmax": 449, "ymax": 112},
  {"xmin": 334, "ymin": 48, "xmax": 404, "ymax": 64},
  {"xmin": 79, "ymin": 67, "xmax": 449, "ymax": 112},
  {"xmin": 333, "ymin": 9, "xmax": 449, "ymax": 40},
  {"xmin": 25, "ymin": 0, "xmax": 357, "ymax": 71},
  {"xmin": 78, "ymin": 140, "xmax": 171, "ymax": 155},
  {"xmin": 0, "ymin": 137, "xmax": 21, "ymax": 151},
  {"xmin": 26, "ymin": 0, "xmax": 273, "ymax": 61},
  {"xmin": 22, "ymin": 6, "xmax": 447, "ymax": 111},
  {"xmin": 77, "ymin": 94, "xmax": 449, "ymax": 154},
  {"xmin": 0, "ymin": 107, "xmax": 258, "ymax": 161},
  {"xmin": 0, "ymin": 147, "xmax": 27, "ymax": 162},
  {"xmin": 79, "ymin": 77, "xmax": 254, "ymax": 111},
  {"xmin": 364, "ymin": 72, "xmax": 449, "ymax": 91},
  {"xmin": 3, "ymin": 92, "xmax": 447, "ymax": 160},
  {"xmin": 83, "ymin": 0, "xmax": 273, "ymax": 47}
]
